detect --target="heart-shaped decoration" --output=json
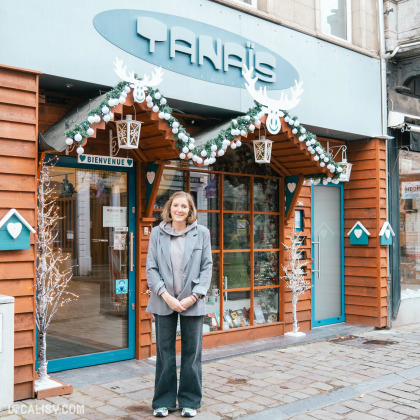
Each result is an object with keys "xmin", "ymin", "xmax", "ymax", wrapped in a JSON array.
[
  {"xmin": 7, "ymin": 222, "xmax": 22, "ymax": 239},
  {"xmin": 354, "ymin": 229, "xmax": 363, "ymax": 239},
  {"xmin": 127, "ymin": 159, "xmax": 133, "ymax": 166},
  {"xmin": 287, "ymin": 183, "xmax": 296, "ymax": 193},
  {"xmin": 79, "ymin": 155, "xmax": 86, "ymax": 162},
  {"xmin": 385, "ymin": 229, "xmax": 391, "ymax": 239},
  {"xmin": 147, "ymin": 171, "xmax": 155, "ymax": 184}
]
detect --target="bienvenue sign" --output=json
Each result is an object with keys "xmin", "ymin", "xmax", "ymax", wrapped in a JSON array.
[
  {"xmin": 93, "ymin": 10, "xmax": 299, "ymax": 89},
  {"xmin": 78, "ymin": 154, "xmax": 134, "ymax": 167}
]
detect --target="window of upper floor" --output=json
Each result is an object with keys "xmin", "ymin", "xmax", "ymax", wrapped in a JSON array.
[
  {"xmin": 233, "ymin": 0, "xmax": 258, "ymax": 7},
  {"xmin": 405, "ymin": 76, "xmax": 420, "ymax": 99},
  {"xmin": 320, "ymin": 0, "xmax": 352, "ymax": 42}
]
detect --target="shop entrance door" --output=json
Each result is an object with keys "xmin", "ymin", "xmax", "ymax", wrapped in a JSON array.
[
  {"xmin": 40, "ymin": 157, "xmax": 136, "ymax": 372},
  {"xmin": 312, "ymin": 184, "xmax": 344, "ymax": 326}
]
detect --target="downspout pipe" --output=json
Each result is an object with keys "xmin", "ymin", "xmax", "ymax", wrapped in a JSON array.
[
  {"xmin": 377, "ymin": 0, "xmax": 392, "ymax": 328},
  {"xmin": 384, "ymin": 40, "xmax": 420, "ymax": 60}
]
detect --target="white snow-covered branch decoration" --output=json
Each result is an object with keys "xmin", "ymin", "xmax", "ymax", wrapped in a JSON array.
[
  {"xmin": 281, "ymin": 226, "xmax": 312, "ymax": 337},
  {"xmin": 35, "ymin": 160, "xmax": 78, "ymax": 383}
]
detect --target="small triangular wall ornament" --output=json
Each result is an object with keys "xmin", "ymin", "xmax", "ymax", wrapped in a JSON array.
[
  {"xmin": 379, "ymin": 221, "xmax": 395, "ymax": 246},
  {"xmin": 347, "ymin": 221, "xmax": 371, "ymax": 246},
  {"xmin": 0, "ymin": 209, "xmax": 35, "ymax": 251}
]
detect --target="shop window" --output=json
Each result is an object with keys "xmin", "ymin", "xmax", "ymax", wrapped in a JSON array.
[
  {"xmin": 321, "ymin": 0, "xmax": 352, "ymax": 42},
  {"xmin": 151, "ymin": 162, "xmax": 281, "ymax": 337},
  {"xmin": 399, "ymin": 152, "xmax": 420, "ymax": 296}
]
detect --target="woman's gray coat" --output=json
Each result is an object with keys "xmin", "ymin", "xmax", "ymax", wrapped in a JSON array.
[{"xmin": 146, "ymin": 223, "xmax": 213, "ymax": 316}]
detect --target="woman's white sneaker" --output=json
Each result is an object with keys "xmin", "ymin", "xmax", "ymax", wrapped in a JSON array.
[
  {"xmin": 153, "ymin": 407, "xmax": 168, "ymax": 417},
  {"xmin": 181, "ymin": 408, "xmax": 197, "ymax": 417}
]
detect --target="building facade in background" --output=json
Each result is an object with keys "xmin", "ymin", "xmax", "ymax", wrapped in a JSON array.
[{"xmin": 0, "ymin": 0, "xmax": 389, "ymax": 401}]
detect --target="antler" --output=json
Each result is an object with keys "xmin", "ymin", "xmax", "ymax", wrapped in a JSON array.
[
  {"xmin": 113, "ymin": 58, "xmax": 138, "ymax": 86},
  {"xmin": 142, "ymin": 67, "xmax": 164, "ymax": 88},
  {"xmin": 242, "ymin": 65, "xmax": 303, "ymax": 111}
]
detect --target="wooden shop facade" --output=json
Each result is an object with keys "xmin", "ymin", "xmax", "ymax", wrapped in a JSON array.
[{"xmin": 0, "ymin": 1, "xmax": 387, "ymax": 401}]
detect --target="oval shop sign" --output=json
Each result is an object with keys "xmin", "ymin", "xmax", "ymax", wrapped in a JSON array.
[{"xmin": 93, "ymin": 10, "xmax": 299, "ymax": 89}]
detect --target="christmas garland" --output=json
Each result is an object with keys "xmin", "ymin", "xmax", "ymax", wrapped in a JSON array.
[{"xmin": 63, "ymin": 82, "xmax": 342, "ymax": 182}]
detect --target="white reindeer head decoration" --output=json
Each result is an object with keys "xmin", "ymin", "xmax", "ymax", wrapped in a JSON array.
[
  {"xmin": 113, "ymin": 58, "xmax": 164, "ymax": 103},
  {"xmin": 242, "ymin": 65, "xmax": 303, "ymax": 135}
]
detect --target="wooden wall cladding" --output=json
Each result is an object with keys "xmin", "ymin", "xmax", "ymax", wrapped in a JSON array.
[
  {"xmin": 344, "ymin": 138, "xmax": 388, "ymax": 327},
  {"xmin": 0, "ymin": 65, "xmax": 40, "ymax": 400}
]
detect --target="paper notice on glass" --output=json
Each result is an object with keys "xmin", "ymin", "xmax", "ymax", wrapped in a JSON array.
[
  {"xmin": 114, "ymin": 233, "xmax": 126, "ymax": 250},
  {"xmin": 402, "ymin": 181, "xmax": 420, "ymax": 199},
  {"xmin": 103, "ymin": 206, "xmax": 127, "ymax": 227}
]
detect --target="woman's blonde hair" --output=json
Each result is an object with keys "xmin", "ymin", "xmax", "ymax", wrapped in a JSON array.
[{"xmin": 161, "ymin": 191, "xmax": 197, "ymax": 224}]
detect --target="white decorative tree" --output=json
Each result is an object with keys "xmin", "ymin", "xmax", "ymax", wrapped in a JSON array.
[
  {"xmin": 281, "ymin": 226, "xmax": 312, "ymax": 337},
  {"xmin": 35, "ymin": 162, "xmax": 77, "ymax": 384}
]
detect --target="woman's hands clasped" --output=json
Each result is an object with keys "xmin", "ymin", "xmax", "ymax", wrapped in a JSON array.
[{"xmin": 161, "ymin": 291, "xmax": 195, "ymax": 312}]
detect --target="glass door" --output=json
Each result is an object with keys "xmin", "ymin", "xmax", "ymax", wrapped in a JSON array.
[
  {"xmin": 40, "ymin": 157, "xmax": 136, "ymax": 372},
  {"xmin": 312, "ymin": 184, "xmax": 344, "ymax": 326}
]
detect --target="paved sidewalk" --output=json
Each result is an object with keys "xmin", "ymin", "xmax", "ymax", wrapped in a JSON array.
[{"xmin": 2, "ymin": 323, "xmax": 420, "ymax": 419}]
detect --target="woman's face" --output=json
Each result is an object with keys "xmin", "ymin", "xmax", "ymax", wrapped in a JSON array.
[{"xmin": 170, "ymin": 196, "xmax": 190, "ymax": 223}]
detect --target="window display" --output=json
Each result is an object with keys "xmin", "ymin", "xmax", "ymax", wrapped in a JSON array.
[{"xmin": 151, "ymin": 157, "xmax": 281, "ymax": 338}]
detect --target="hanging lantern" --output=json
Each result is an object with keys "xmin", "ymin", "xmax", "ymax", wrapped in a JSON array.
[
  {"xmin": 338, "ymin": 158, "xmax": 353, "ymax": 181},
  {"xmin": 253, "ymin": 135, "xmax": 273, "ymax": 164},
  {"xmin": 116, "ymin": 115, "xmax": 142, "ymax": 149}
]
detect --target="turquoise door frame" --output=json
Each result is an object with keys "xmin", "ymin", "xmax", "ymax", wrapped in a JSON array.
[
  {"xmin": 36, "ymin": 155, "xmax": 136, "ymax": 373},
  {"xmin": 311, "ymin": 183, "xmax": 345, "ymax": 327}
]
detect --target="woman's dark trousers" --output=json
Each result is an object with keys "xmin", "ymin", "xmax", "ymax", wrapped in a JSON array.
[{"xmin": 152, "ymin": 312, "xmax": 204, "ymax": 409}]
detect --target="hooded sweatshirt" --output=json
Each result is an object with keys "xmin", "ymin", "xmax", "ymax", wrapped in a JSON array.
[{"xmin": 158, "ymin": 220, "xmax": 198, "ymax": 297}]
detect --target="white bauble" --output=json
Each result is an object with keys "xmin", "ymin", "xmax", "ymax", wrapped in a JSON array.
[
  {"xmin": 294, "ymin": 120, "xmax": 299, "ymax": 127},
  {"xmin": 192, "ymin": 155, "xmax": 198, "ymax": 162},
  {"xmin": 320, "ymin": 162, "xmax": 325, "ymax": 167},
  {"xmin": 301, "ymin": 127, "xmax": 306, "ymax": 134},
  {"xmin": 197, "ymin": 157, "xmax": 203, "ymax": 164},
  {"xmin": 201, "ymin": 150, "xmax": 207, "ymax": 157},
  {"xmin": 211, "ymin": 144, "xmax": 217, "ymax": 152},
  {"xmin": 292, "ymin": 128, "xmax": 298, "ymax": 134},
  {"xmin": 327, "ymin": 177, "xmax": 332, "ymax": 182},
  {"xmin": 189, "ymin": 137, "xmax": 195, "ymax": 143},
  {"xmin": 121, "ymin": 91, "xmax": 127, "ymax": 98},
  {"xmin": 323, "ymin": 179, "xmax": 328, "ymax": 185},
  {"xmin": 232, "ymin": 119, "xmax": 238, "ymax": 126},
  {"xmin": 124, "ymin": 86, "xmax": 131, "ymax": 93},
  {"xmin": 94, "ymin": 114, "xmax": 101, "ymax": 123},
  {"xmin": 320, "ymin": 154, "xmax": 325, "ymax": 159},
  {"xmin": 146, "ymin": 95, "xmax": 153, "ymax": 103},
  {"xmin": 330, "ymin": 166, "xmax": 336, "ymax": 173},
  {"xmin": 249, "ymin": 124, "xmax": 255, "ymax": 131},
  {"xmin": 316, "ymin": 146, "xmax": 322, "ymax": 153},
  {"xmin": 310, "ymin": 139, "xmax": 316, "ymax": 144},
  {"xmin": 204, "ymin": 159, "xmax": 210, "ymax": 166},
  {"xmin": 188, "ymin": 143, "xmax": 195, "ymax": 150},
  {"xmin": 218, "ymin": 149, "xmax": 225, "ymax": 156},
  {"xmin": 119, "ymin": 96, "xmax": 126, "ymax": 104},
  {"xmin": 279, "ymin": 111, "xmax": 284, "ymax": 117},
  {"xmin": 102, "ymin": 106, "xmax": 110, "ymax": 114},
  {"xmin": 88, "ymin": 115, "xmax": 95, "ymax": 124},
  {"xmin": 155, "ymin": 92, "xmax": 161, "ymax": 100},
  {"xmin": 158, "ymin": 112, "xmax": 165, "ymax": 119},
  {"xmin": 231, "ymin": 143, "xmax": 237, "ymax": 149},
  {"xmin": 179, "ymin": 153, "xmax": 186, "ymax": 159},
  {"xmin": 324, "ymin": 157, "xmax": 329, "ymax": 162},
  {"xmin": 108, "ymin": 112, "xmax": 114, "ymax": 119},
  {"xmin": 230, "ymin": 129, "xmax": 236, "ymax": 136},
  {"xmin": 160, "ymin": 98, "xmax": 167, "ymax": 105},
  {"xmin": 337, "ymin": 167, "xmax": 343, "ymax": 172},
  {"xmin": 103, "ymin": 114, "xmax": 111, "ymax": 123},
  {"xmin": 210, "ymin": 157, "xmax": 216, "ymax": 164},
  {"xmin": 299, "ymin": 136, "xmax": 304, "ymax": 142},
  {"xmin": 74, "ymin": 133, "xmax": 82, "ymax": 142},
  {"xmin": 306, "ymin": 141, "xmax": 311, "ymax": 146},
  {"xmin": 244, "ymin": 115, "xmax": 250, "ymax": 121},
  {"xmin": 152, "ymin": 105, "xmax": 159, "ymax": 113},
  {"xmin": 147, "ymin": 102, "xmax": 153, "ymax": 108},
  {"xmin": 236, "ymin": 140, "xmax": 242, "ymax": 147},
  {"xmin": 173, "ymin": 121, "xmax": 179, "ymax": 129},
  {"xmin": 254, "ymin": 119, "xmax": 261, "ymax": 127},
  {"xmin": 182, "ymin": 146, "xmax": 189, "ymax": 154},
  {"xmin": 210, "ymin": 151, "xmax": 216, "ymax": 158},
  {"xmin": 76, "ymin": 146, "xmax": 84, "ymax": 154},
  {"xmin": 314, "ymin": 155, "xmax": 320, "ymax": 161},
  {"xmin": 164, "ymin": 113, "xmax": 171, "ymax": 120},
  {"xmin": 87, "ymin": 128, "xmax": 94, "ymax": 136},
  {"xmin": 240, "ymin": 130, "xmax": 246, "ymax": 136},
  {"xmin": 187, "ymin": 152, "xmax": 193, "ymax": 159},
  {"xmin": 172, "ymin": 128, "xmax": 178, "ymax": 134},
  {"xmin": 284, "ymin": 116, "xmax": 290, "ymax": 123},
  {"xmin": 65, "ymin": 138, "xmax": 73, "ymax": 146}
]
